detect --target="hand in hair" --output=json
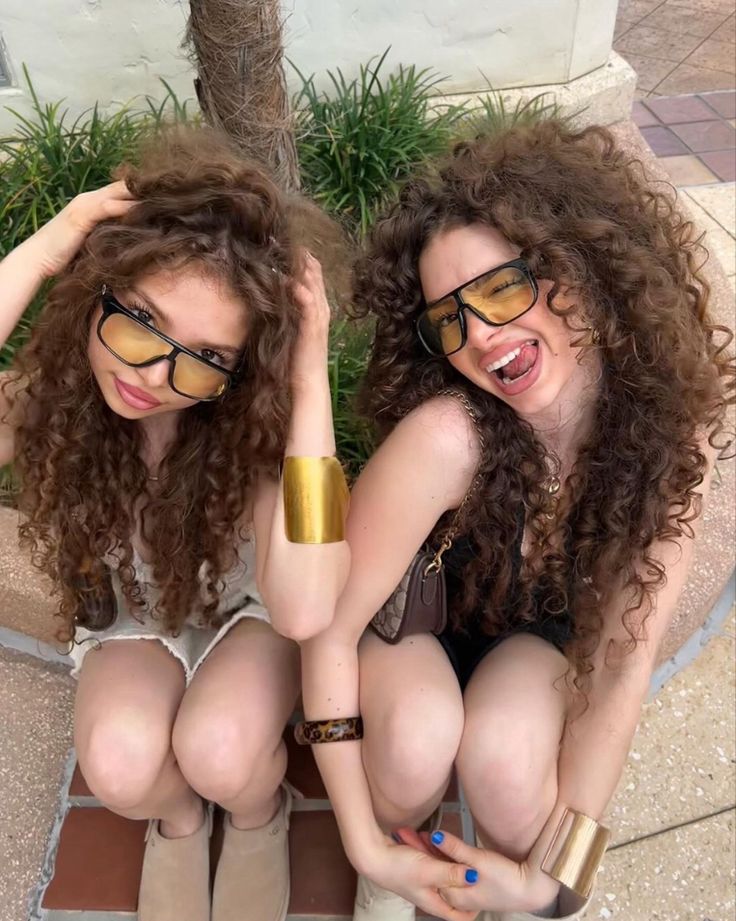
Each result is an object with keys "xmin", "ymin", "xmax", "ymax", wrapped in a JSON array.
[
  {"xmin": 25, "ymin": 180, "xmax": 136, "ymax": 279},
  {"xmin": 289, "ymin": 249, "xmax": 332, "ymax": 393}
]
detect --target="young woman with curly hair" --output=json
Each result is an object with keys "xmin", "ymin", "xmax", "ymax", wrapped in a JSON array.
[
  {"xmin": 298, "ymin": 121, "xmax": 734, "ymax": 921},
  {"xmin": 0, "ymin": 129, "xmax": 349, "ymax": 921}
]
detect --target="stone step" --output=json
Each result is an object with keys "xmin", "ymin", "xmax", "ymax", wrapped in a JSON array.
[{"xmin": 36, "ymin": 734, "xmax": 466, "ymax": 920}]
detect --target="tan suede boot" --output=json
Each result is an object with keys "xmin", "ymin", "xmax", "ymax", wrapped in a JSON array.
[
  {"xmin": 138, "ymin": 807, "xmax": 212, "ymax": 921},
  {"xmin": 353, "ymin": 874, "xmax": 416, "ymax": 921},
  {"xmin": 211, "ymin": 784, "xmax": 293, "ymax": 921}
]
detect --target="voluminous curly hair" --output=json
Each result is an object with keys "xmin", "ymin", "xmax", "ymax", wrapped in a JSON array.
[
  {"xmin": 353, "ymin": 120, "xmax": 734, "ymax": 675},
  {"xmin": 5, "ymin": 127, "xmax": 343, "ymax": 643}
]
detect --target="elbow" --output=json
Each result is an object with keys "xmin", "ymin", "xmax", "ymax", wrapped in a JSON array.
[
  {"xmin": 269, "ymin": 605, "xmax": 336, "ymax": 643},
  {"xmin": 260, "ymin": 575, "xmax": 343, "ymax": 643}
]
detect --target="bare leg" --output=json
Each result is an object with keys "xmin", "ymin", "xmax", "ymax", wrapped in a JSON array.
[
  {"xmin": 358, "ymin": 630, "xmax": 465, "ymax": 830},
  {"xmin": 74, "ymin": 639, "xmax": 203, "ymax": 838},
  {"xmin": 172, "ymin": 619, "xmax": 300, "ymax": 829},
  {"xmin": 456, "ymin": 634, "xmax": 571, "ymax": 861}
]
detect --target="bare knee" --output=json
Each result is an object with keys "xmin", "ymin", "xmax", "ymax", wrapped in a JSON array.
[
  {"xmin": 172, "ymin": 710, "xmax": 281, "ymax": 804},
  {"xmin": 456, "ymin": 716, "xmax": 558, "ymax": 838},
  {"xmin": 78, "ymin": 710, "xmax": 172, "ymax": 811},
  {"xmin": 364, "ymin": 699, "xmax": 462, "ymax": 811}
]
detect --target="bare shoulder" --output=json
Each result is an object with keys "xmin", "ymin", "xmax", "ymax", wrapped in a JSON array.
[
  {"xmin": 357, "ymin": 394, "xmax": 482, "ymax": 514},
  {"xmin": 395, "ymin": 394, "xmax": 482, "ymax": 498}
]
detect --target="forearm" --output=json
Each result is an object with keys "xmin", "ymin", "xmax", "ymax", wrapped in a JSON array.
[
  {"xmin": 557, "ymin": 666, "xmax": 649, "ymax": 818},
  {"xmin": 0, "ymin": 238, "xmax": 49, "ymax": 349},
  {"xmin": 286, "ymin": 371, "xmax": 335, "ymax": 456},
  {"xmin": 300, "ymin": 632, "xmax": 385, "ymax": 869},
  {"xmin": 260, "ymin": 374, "xmax": 348, "ymax": 638},
  {"xmin": 528, "ymin": 658, "xmax": 651, "ymax": 878}
]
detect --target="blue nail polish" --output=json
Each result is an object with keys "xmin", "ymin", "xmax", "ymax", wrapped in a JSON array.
[
  {"xmin": 431, "ymin": 831, "xmax": 444, "ymax": 845},
  {"xmin": 465, "ymin": 868, "xmax": 479, "ymax": 884}
]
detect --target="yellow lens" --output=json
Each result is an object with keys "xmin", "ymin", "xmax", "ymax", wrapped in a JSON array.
[
  {"xmin": 101, "ymin": 313, "xmax": 170, "ymax": 364},
  {"xmin": 172, "ymin": 352, "xmax": 230, "ymax": 400},
  {"xmin": 422, "ymin": 299, "xmax": 464, "ymax": 355},
  {"xmin": 464, "ymin": 267, "xmax": 534, "ymax": 324}
]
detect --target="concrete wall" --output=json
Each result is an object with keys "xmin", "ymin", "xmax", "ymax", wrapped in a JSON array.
[{"xmin": 0, "ymin": 0, "xmax": 618, "ymax": 136}]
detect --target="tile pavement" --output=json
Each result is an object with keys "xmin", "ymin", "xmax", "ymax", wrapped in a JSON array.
[
  {"xmin": 615, "ymin": 0, "xmax": 735, "ymax": 99},
  {"xmin": 634, "ymin": 90, "xmax": 736, "ymax": 182}
]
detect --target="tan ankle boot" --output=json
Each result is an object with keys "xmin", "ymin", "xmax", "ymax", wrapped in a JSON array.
[
  {"xmin": 138, "ymin": 808, "xmax": 212, "ymax": 921},
  {"xmin": 211, "ymin": 785, "xmax": 293, "ymax": 921},
  {"xmin": 353, "ymin": 874, "xmax": 416, "ymax": 921}
]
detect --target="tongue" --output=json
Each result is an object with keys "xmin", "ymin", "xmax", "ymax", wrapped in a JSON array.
[{"xmin": 500, "ymin": 342, "xmax": 538, "ymax": 381}]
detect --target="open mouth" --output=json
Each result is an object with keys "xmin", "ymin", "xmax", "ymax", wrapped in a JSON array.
[{"xmin": 485, "ymin": 339, "xmax": 539, "ymax": 386}]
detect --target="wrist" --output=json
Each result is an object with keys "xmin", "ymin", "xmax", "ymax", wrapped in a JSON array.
[
  {"xmin": 291, "ymin": 364, "xmax": 330, "ymax": 395},
  {"xmin": 346, "ymin": 828, "xmax": 390, "ymax": 877},
  {"xmin": 518, "ymin": 862, "xmax": 561, "ymax": 913}
]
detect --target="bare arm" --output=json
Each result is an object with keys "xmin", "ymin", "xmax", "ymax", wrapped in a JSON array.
[
  {"xmin": 0, "ymin": 182, "xmax": 135, "ymax": 466},
  {"xmin": 253, "ymin": 254, "xmax": 349, "ymax": 640},
  {"xmin": 301, "ymin": 396, "xmax": 481, "ymax": 920}
]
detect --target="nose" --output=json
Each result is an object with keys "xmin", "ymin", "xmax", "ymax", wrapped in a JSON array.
[
  {"xmin": 462, "ymin": 307, "xmax": 496, "ymax": 352},
  {"xmin": 135, "ymin": 356, "xmax": 170, "ymax": 391}
]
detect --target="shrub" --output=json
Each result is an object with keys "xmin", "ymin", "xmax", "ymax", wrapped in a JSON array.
[{"xmin": 293, "ymin": 48, "xmax": 467, "ymax": 236}]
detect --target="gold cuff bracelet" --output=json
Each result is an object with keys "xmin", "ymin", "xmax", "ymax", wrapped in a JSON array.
[
  {"xmin": 541, "ymin": 808, "xmax": 610, "ymax": 899},
  {"xmin": 283, "ymin": 456, "xmax": 349, "ymax": 544}
]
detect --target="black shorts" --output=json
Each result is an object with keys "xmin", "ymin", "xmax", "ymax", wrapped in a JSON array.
[{"xmin": 438, "ymin": 614, "xmax": 573, "ymax": 690}]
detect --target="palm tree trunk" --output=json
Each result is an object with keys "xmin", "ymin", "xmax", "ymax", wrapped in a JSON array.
[{"xmin": 184, "ymin": 0, "xmax": 300, "ymax": 191}]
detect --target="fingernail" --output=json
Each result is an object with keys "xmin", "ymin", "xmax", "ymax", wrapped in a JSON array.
[
  {"xmin": 431, "ymin": 831, "xmax": 444, "ymax": 845},
  {"xmin": 465, "ymin": 868, "xmax": 479, "ymax": 884},
  {"xmin": 390, "ymin": 832, "xmax": 401, "ymax": 843}
]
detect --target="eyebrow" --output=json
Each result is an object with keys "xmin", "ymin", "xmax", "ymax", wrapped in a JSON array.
[
  {"xmin": 427, "ymin": 259, "xmax": 520, "ymax": 306},
  {"xmin": 129, "ymin": 286, "xmax": 242, "ymax": 358}
]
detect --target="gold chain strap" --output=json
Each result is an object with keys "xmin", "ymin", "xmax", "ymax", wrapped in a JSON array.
[{"xmin": 428, "ymin": 389, "xmax": 486, "ymax": 569}]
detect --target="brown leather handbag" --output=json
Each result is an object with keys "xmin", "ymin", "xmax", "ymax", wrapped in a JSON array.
[{"xmin": 370, "ymin": 391, "xmax": 483, "ymax": 645}]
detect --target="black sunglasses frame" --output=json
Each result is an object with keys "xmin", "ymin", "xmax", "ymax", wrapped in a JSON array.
[
  {"xmin": 416, "ymin": 258, "xmax": 539, "ymax": 358},
  {"xmin": 97, "ymin": 286, "xmax": 243, "ymax": 401}
]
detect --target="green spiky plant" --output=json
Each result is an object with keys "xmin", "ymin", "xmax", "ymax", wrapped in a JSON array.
[
  {"xmin": 293, "ymin": 49, "xmax": 468, "ymax": 237},
  {"xmin": 328, "ymin": 318, "xmax": 376, "ymax": 479},
  {"xmin": 464, "ymin": 87, "xmax": 570, "ymax": 137}
]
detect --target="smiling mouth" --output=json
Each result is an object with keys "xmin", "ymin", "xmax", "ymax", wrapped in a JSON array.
[{"xmin": 485, "ymin": 339, "xmax": 539, "ymax": 385}]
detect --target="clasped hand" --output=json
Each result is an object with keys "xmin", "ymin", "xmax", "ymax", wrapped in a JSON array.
[{"xmin": 380, "ymin": 826, "xmax": 559, "ymax": 918}]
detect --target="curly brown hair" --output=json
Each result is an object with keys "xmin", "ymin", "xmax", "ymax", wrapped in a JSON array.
[
  {"xmin": 4, "ymin": 127, "xmax": 342, "ymax": 643},
  {"xmin": 353, "ymin": 120, "xmax": 734, "ymax": 676}
]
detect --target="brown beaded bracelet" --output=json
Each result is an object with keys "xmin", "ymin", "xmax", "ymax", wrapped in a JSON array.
[{"xmin": 294, "ymin": 716, "xmax": 364, "ymax": 745}]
